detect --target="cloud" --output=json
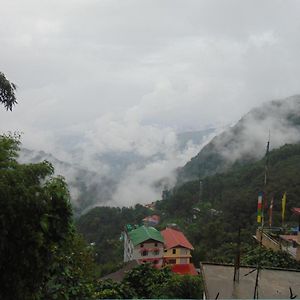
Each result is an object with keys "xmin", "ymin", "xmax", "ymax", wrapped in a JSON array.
[
  {"xmin": 216, "ymin": 96, "xmax": 300, "ymax": 163},
  {"xmin": 1, "ymin": 0, "xmax": 300, "ymax": 208}
]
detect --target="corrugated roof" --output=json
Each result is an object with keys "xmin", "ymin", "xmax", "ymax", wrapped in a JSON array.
[
  {"xmin": 161, "ymin": 227, "xmax": 194, "ymax": 250},
  {"xmin": 100, "ymin": 260, "xmax": 139, "ymax": 282},
  {"xmin": 128, "ymin": 225, "xmax": 164, "ymax": 246},
  {"xmin": 171, "ymin": 264, "xmax": 198, "ymax": 275}
]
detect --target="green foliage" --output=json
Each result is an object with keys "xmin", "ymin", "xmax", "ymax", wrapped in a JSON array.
[
  {"xmin": 123, "ymin": 263, "xmax": 173, "ymax": 298},
  {"xmin": 93, "ymin": 279, "xmax": 135, "ymax": 299},
  {"xmin": 242, "ymin": 247, "xmax": 300, "ymax": 269},
  {"xmin": 39, "ymin": 234, "xmax": 97, "ymax": 300},
  {"xmin": 94, "ymin": 263, "xmax": 202, "ymax": 299},
  {"xmin": 156, "ymin": 274, "xmax": 203, "ymax": 299},
  {"xmin": 0, "ymin": 134, "xmax": 87, "ymax": 299},
  {"xmin": 0, "ymin": 72, "xmax": 17, "ymax": 111}
]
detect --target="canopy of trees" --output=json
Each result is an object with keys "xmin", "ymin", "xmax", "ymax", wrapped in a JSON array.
[
  {"xmin": 0, "ymin": 72, "xmax": 17, "ymax": 110},
  {"xmin": 95, "ymin": 263, "xmax": 202, "ymax": 299},
  {"xmin": 0, "ymin": 135, "xmax": 96, "ymax": 299}
]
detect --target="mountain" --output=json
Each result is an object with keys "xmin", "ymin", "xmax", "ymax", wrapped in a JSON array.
[
  {"xmin": 19, "ymin": 148, "xmax": 118, "ymax": 216},
  {"xmin": 178, "ymin": 95, "xmax": 300, "ymax": 182}
]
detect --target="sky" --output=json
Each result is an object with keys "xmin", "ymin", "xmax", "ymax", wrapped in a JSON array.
[{"xmin": 1, "ymin": 0, "xmax": 300, "ymax": 207}]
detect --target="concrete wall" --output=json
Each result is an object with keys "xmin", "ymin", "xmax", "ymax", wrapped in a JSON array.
[
  {"xmin": 164, "ymin": 247, "xmax": 191, "ymax": 265},
  {"xmin": 255, "ymin": 229, "xmax": 281, "ymax": 252},
  {"xmin": 123, "ymin": 232, "xmax": 134, "ymax": 262},
  {"xmin": 133, "ymin": 241, "xmax": 164, "ymax": 267}
]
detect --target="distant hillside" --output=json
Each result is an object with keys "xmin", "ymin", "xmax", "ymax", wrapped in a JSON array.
[
  {"xmin": 178, "ymin": 95, "xmax": 300, "ymax": 182},
  {"xmin": 19, "ymin": 148, "xmax": 118, "ymax": 216}
]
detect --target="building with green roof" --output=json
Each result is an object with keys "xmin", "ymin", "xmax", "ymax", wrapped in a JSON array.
[{"xmin": 124, "ymin": 225, "xmax": 164, "ymax": 268}]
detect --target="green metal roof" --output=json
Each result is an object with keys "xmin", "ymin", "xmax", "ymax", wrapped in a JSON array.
[{"xmin": 128, "ymin": 225, "xmax": 164, "ymax": 246}]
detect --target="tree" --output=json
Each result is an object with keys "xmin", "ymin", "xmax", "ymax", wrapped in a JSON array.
[
  {"xmin": 0, "ymin": 134, "xmax": 74, "ymax": 299},
  {"xmin": 39, "ymin": 233, "xmax": 97, "ymax": 300},
  {"xmin": 0, "ymin": 72, "xmax": 17, "ymax": 110}
]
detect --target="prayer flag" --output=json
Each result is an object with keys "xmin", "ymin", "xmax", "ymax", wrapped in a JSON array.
[
  {"xmin": 269, "ymin": 198, "xmax": 273, "ymax": 227},
  {"xmin": 257, "ymin": 192, "xmax": 263, "ymax": 223}
]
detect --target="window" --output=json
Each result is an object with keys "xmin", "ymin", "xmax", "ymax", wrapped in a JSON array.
[
  {"xmin": 153, "ymin": 260, "xmax": 159, "ymax": 265},
  {"xmin": 172, "ymin": 249, "xmax": 176, "ymax": 254},
  {"xmin": 154, "ymin": 243, "xmax": 158, "ymax": 247},
  {"xmin": 153, "ymin": 249, "xmax": 159, "ymax": 255},
  {"xmin": 168, "ymin": 259, "xmax": 176, "ymax": 264},
  {"xmin": 140, "ymin": 243, "xmax": 144, "ymax": 248},
  {"xmin": 164, "ymin": 249, "xmax": 167, "ymax": 252},
  {"xmin": 141, "ymin": 250, "xmax": 148, "ymax": 256}
]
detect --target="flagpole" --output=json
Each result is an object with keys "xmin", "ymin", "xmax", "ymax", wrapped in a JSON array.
[{"xmin": 254, "ymin": 132, "xmax": 270, "ymax": 299}]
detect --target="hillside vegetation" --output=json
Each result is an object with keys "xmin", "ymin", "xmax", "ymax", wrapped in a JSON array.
[{"xmin": 77, "ymin": 143, "xmax": 300, "ymax": 273}]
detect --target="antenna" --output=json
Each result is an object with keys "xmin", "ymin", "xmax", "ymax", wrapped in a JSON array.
[
  {"xmin": 264, "ymin": 130, "xmax": 271, "ymax": 186},
  {"xmin": 233, "ymin": 226, "xmax": 241, "ymax": 282}
]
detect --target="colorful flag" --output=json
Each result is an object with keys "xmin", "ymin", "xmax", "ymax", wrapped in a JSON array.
[
  {"xmin": 282, "ymin": 192, "xmax": 287, "ymax": 224},
  {"xmin": 257, "ymin": 192, "xmax": 263, "ymax": 223},
  {"xmin": 269, "ymin": 197, "xmax": 273, "ymax": 227}
]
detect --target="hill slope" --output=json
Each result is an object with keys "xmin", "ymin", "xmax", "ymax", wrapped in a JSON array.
[{"xmin": 178, "ymin": 95, "xmax": 300, "ymax": 182}]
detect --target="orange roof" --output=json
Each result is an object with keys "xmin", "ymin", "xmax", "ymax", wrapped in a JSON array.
[
  {"xmin": 171, "ymin": 264, "xmax": 198, "ymax": 275},
  {"xmin": 161, "ymin": 227, "xmax": 194, "ymax": 250}
]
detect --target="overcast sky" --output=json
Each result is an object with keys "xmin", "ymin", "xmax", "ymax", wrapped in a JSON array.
[{"xmin": 1, "ymin": 0, "xmax": 300, "ymax": 153}]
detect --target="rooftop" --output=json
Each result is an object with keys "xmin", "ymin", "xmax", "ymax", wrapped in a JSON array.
[
  {"xmin": 280, "ymin": 234, "xmax": 300, "ymax": 244},
  {"xmin": 201, "ymin": 263, "xmax": 300, "ymax": 299},
  {"xmin": 101, "ymin": 260, "xmax": 139, "ymax": 282},
  {"xmin": 161, "ymin": 227, "xmax": 194, "ymax": 250},
  {"xmin": 128, "ymin": 225, "xmax": 164, "ymax": 246},
  {"xmin": 171, "ymin": 263, "xmax": 198, "ymax": 276}
]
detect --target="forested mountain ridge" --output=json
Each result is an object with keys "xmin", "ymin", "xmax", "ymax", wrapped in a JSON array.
[
  {"xmin": 77, "ymin": 142, "xmax": 300, "ymax": 274},
  {"xmin": 178, "ymin": 95, "xmax": 300, "ymax": 183}
]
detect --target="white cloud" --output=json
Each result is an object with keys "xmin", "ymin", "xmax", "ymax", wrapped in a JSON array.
[{"xmin": 1, "ymin": 0, "xmax": 300, "ymax": 208}]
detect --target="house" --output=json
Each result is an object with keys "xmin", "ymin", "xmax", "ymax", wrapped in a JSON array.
[
  {"xmin": 201, "ymin": 262, "xmax": 300, "ymax": 299},
  {"xmin": 123, "ymin": 225, "xmax": 164, "ymax": 268},
  {"xmin": 160, "ymin": 227, "xmax": 197, "ymax": 275},
  {"xmin": 161, "ymin": 227, "xmax": 194, "ymax": 265}
]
